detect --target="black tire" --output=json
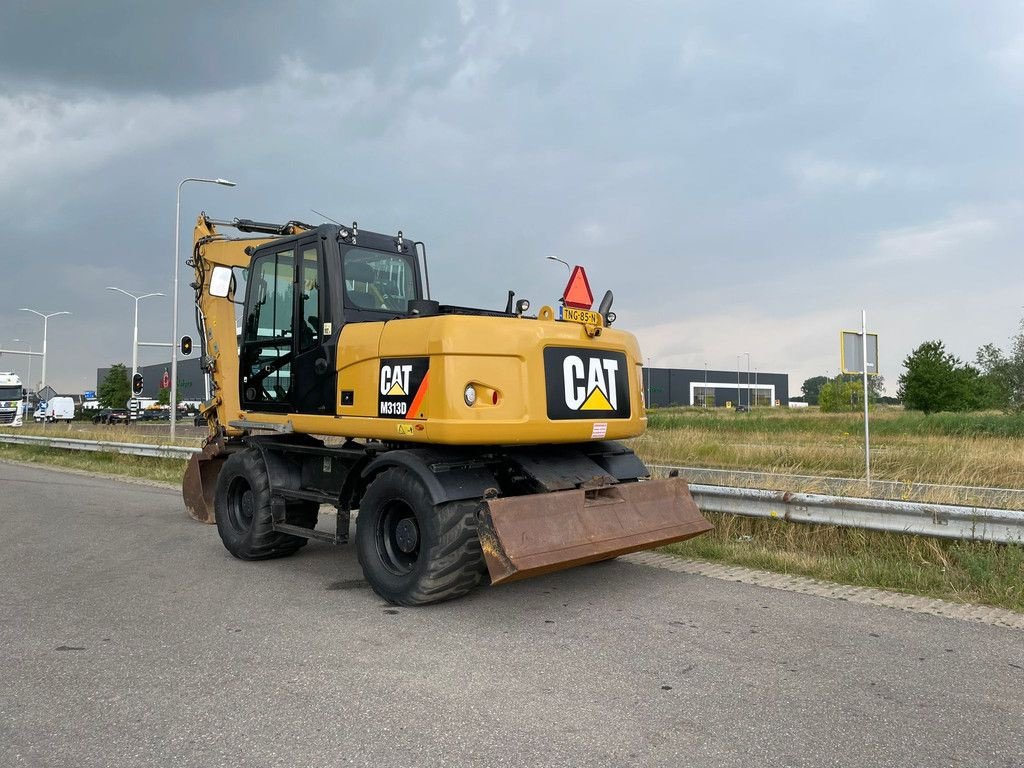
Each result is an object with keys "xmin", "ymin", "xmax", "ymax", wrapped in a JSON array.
[
  {"xmin": 356, "ymin": 468, "xmax": 487, "ymax": 606},
  {"xmin": 214, "ymin": 448, "xmax": 311, "ymax": 560}
]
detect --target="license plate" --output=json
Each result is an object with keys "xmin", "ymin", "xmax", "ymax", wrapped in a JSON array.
[{"xmin": 559, "ymin": 306, "xmax": 603, "ymax": 326}]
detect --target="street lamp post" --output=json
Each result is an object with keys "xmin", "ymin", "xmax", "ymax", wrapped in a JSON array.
[
  {"xmin": 736, "ymin": 355, "xmax": 740, "ymax": 410},
  {"xmin": 704, "ymin": 361, "xmax": 708, "ymax": 408},
  {"xmin": 646, "ymin": 357, "xmax": 652, "ymax": 408},
  {"xmin": 745, "ymin": 352, "xmax": 751, "ymax": 410},
  {"xmin": 106, "ymin": 287, "xmax": 164, "ymax": 382},
  {"xmin": 18, "ymin": 308, "xmax": 71, "ymax": 392},
  {"xmin": 172, "ymin": 177, "xmax": 236, "ymax": 439}
]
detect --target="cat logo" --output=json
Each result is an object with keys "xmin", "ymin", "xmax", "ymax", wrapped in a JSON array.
[
  {"xmin": 380, "ymin": 364, "xmax": 412, "ymax": 397},
  {"xmin": 563, "ymin": 356, "xmax": 619, "ymax": 411},
  {"xmin": 543, "ymin": 348, "xmax": 630, "ymax": 421},
  {"xmin": 378, "ymin": 357, "xmax": 430, "ymax": 419}
]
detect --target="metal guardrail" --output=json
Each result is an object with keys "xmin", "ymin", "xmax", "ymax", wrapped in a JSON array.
[
  {"xmin": 689, "ymin": 484, "xmax": 1024, "ymax": 545},
  {"xmin": 0, "ymin": 433, "xmax": 199, "ymax": 460},
  {"xmin": 2, "ymin": 434, "xmax": 1023, "ymax": 543},
  {"xmin": 650, "ymin": 464, "xmax": 1024, "ymax": 509}
]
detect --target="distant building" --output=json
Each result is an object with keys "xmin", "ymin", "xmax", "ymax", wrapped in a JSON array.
[
  {"xmin": 643, "ymin": 367, "xmax": 789, "ymax": 408},
  {"xmin": 96, "ymin": 358, "xmax": 205, "ymax": 402}
]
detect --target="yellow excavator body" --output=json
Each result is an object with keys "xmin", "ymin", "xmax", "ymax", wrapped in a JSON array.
[{"xmin": 182, "ymin": 213, "xmax": 711, "ymax": 605}]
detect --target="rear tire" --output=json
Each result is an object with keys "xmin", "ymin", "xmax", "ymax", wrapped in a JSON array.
[
  {"xmin": 356, "ymin": 468, "xmax": 487, "ymax": 606},
  {"xmin": 214, "ymin": 448, "xmax": 310, "ymax": 560}
]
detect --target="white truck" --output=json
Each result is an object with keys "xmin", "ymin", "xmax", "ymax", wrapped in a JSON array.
[{"xmin": 0, "ymin": 372, "xmax": 25, "ymax": 427}]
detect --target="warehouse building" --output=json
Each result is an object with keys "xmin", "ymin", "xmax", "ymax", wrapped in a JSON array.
[{"xmin": 643, "ymin": 367, "xmax": 789, "ymax": 409}]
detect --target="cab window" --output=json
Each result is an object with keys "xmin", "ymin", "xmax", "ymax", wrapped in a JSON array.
[{"xmin": 343, "ymin": 248, "xmax": 417, "ymax": 312}]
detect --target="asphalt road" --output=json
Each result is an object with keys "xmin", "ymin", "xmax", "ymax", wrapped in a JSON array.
[{"xmin": 2, "ymin": 461, "xmax": 1022, "ymax": 768}]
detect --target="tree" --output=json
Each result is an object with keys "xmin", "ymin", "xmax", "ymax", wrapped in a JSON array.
[
  {"xmin": 801, "ymin": 376, "xmax": 829, "ymax": 406},
  {"xmin": 819, "ymin": 375, "xmax": 865, "ymax": 413},
  {"xmin": 898, "ymin": 341, "xmax": 973, "ymax": 415},
  {"xmin": 976, "ymin": 330, "xmax": 1024, "ymax": 413},
  {"xmin": 98, "ymin": 364, "xmax": 131, "ymax": 408},
  {"xmin": 867, "ymin": 374, "xmax": 886, "ymax": 402}
]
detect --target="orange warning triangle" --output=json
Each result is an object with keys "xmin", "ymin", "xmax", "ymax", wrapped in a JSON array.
[
  {"xmin": 562, "ymin": 265, "xmax": 594, "ymax": 309},
  {"xmin": 580, "ymin": 386, "xmax": 613, "ymax": 411}
]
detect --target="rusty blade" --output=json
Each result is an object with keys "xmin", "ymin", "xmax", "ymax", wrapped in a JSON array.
[
  {"xmin": 181, "ymin": 442, "xmax": 228, "ymax": 524},
  {"xmin": 477, "ymin": 477, "xmax": 713, "ymax": 585}
]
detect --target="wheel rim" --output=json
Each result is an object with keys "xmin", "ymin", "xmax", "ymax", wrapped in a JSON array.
[
  {"xmin": 226, "ymin": 476, "xmax": 255, "ymax": 531},
  {"xmin": 375, "ymin": 499, "xmax": 420, "ymax": 575}
]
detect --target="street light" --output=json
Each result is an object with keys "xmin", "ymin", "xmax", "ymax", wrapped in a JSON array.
[
  {"xmin": 736, "ymin": 355, "xmax": 740, "ymax": 410},
  {"xmin": 18, "ymin": 308, "xmax": 71, "ymax": 392},
  {"xmin": 545, "ymin": 256, "xmax": 571, "ymax": 272},
  {"xmin": 106, "ymin": 287, "xmax": 165, "ymax": 383},
  {"xmin": 172, "ymin": 176, "xmax": 236, "ymax": 438},
  {"xmin": 646, "ymin": 357, "xmax": 652, "ymax": 408},
  {"xmin": 745, "ymin": 352, "xmax": 751, "ymax": 410}
]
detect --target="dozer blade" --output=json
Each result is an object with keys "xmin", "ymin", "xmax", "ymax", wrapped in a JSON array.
[
  {"xmin": 182, "ymin": 442, "xmax": 228, "ymax": 524},
  {"xmin": 477, "ymin": 476, "xmax": 713, "ymax": 585}
]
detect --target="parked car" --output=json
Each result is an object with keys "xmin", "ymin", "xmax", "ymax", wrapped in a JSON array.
[
  {"xmin": 92, "ymin": 408, "xmax": 128, "ymax": 425},
  {"xmin": 138, "ymin": 407, "xmax": 170, "ymax": 421}
]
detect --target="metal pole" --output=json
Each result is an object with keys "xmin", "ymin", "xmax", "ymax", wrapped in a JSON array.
[
  {"xmin": 704, "ymin": 362, "xmax": 708, "ymax": 408},
  {"xmin": 862, "ymin": 309, "xmax": 871, "ymax": 484},
  {"xmin": 132, "ymin": 296, "xmax": 140, "ymax": 380},
  {"xmin": 172, "ymin": 182, "xmax": 182, "ymax": 439},
  {"xmin": 172, "ymin": 177, "xmax": 235, "ymax": 439},
  {"xmin": 736, "ymin": 356, "xmax": 740, "ymax": 410},
  {"xmin": 42, "ymin": 316, "xmax": 51, "ymax": 392},
  {"xmin": 745, "ymin": 352, "xmax": 751, "ymax": 410},
  {"xmin": 646, "ymin": 357, "xmax": 651, "ymax": 408}
]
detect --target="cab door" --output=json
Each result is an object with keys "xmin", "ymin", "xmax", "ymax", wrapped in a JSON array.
[
  {"xmin": 239, "ymin": 238, "xmax": 334, "ymax": 415},
  {"xmin": 290, "ymin": 238, "xmax": 335, "ymax": 414}
]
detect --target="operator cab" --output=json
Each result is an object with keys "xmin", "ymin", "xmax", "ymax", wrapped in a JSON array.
[{"xmin": 235, "ymin": 224, "xmax": 425, "ymax": 415}]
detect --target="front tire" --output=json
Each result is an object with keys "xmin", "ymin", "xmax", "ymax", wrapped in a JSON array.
[
  {"xmin": 214, "ymin": 448, "xmax": 311, "ymax": 560},
  {"xmin": 356, "ymin": 468, "xmax": 487, "ymax": 606}
]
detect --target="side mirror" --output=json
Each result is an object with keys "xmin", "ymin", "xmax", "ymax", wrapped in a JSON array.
[{"xmin": 209, "ymin": 266, "xmax": 233, "ymax": 298}]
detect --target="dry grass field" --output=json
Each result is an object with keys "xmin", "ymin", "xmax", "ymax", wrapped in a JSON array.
[{"xmin": 632, "ymin": 406, "xmax": 1024, "ymax": 491}]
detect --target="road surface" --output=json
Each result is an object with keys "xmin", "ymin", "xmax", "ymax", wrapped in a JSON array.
[{"xmin": 1, "ymin": 461, "xmax": 1022, "ymax": 768}]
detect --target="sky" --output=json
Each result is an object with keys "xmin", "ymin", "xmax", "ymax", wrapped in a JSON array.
[{"xmin": 1, "ymin": 0, "xmax": 1023, "ymax": 397}]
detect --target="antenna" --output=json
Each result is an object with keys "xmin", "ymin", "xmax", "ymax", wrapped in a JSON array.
[{"xmin": 310, "ymin": 208, "xmax": 341, "ymax": 225}]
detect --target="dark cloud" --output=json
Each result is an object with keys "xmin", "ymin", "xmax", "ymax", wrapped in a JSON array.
[{"xmin": 0, "ymin": 0, "xmax": 460, "ymax": 94}]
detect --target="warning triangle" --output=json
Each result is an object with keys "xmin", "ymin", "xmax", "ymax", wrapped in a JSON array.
[
  {"xmin": 580, "ymin": 386, "xmax": 613, "ymax": 411},
  {"xmin": 386, "ymin": 381, "xmax": 407, "ymax": 397},
  {"xmin": 562, "ymin": 265, "xmax": 594, "ymax": 309}
]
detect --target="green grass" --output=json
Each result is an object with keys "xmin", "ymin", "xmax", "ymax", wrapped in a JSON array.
[
  {"xmin": 0, "ymin": 443, "xmax": 186, "ymax": 485},
  {"xmin": 665, "ymin": 512, "xmax": 1024, "ymax": 613}
]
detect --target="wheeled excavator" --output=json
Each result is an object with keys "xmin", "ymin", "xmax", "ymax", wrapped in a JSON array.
[{"xmin": 182, "ymin": 213, "xmax": 712, "ymax": 605}]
